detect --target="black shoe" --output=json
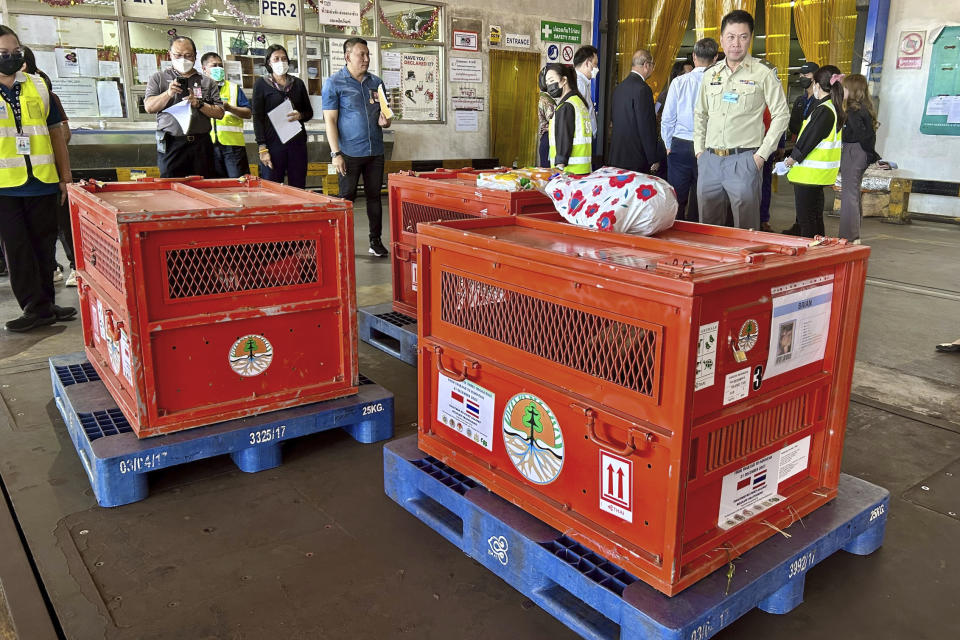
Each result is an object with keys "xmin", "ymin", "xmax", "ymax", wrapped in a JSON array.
[
  {"xmin": 369, "ymin": 238, "xmax": 389, "ymax": 257},
  {"xmin": 781, "ymin": 223, "xmax": 801, "ymax": 236},
  {"xmin": 54, "ymin": 305, "xmax": 77, "ymax": 321},
  {"xmin": 5, "ymin": 312, "xmax": 56, "ymax": 332}
]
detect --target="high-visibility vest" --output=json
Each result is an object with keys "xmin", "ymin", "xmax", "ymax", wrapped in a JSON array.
[
  {"xmin": 789, "ymin": 100, "xmax": 841, "ymax": 186},
  {"xmin": 210, "ymin": 81, "xmax": 245, "ymax": 147},
  {"xmin": 0, "ymin": 73, "xmax": 58, "ymax": 188},
  {"xmin": 549, "ymin": 94, "xmax": 592, "ymax": 174}
]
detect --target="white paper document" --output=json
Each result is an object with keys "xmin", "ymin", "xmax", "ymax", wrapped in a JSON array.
[
  {"xmin": 51, "ymin": 78, "xmax": 100, "ymax": 117},
  {"xmin": 162, "ymin": 100, "xmax": 193, "ymax": 135},
  {"xmin": 765, "ymin": 275, "xmax": 834, "ymax": 379},
  {"xmin": 136, "ymin": 53, "xmax": 158, "ymax": 83},
  {"xmin": 77, "ymin": 48, "xmax": 100, "ymax": 78},
  {"xmin": 267, "ymin": 99, "xmax": 302, "ymax": 144},
  {"xmin": 947, "ymin": 96, "xmax": 960, "ymax": 124},
  {"xmin": 55, "ymin": 48, "xmax": 80, "ymax": 77},
  {"xmin": 97, "ymin": 81, "xmax": 123, "ymax": 118},
  {"xmin": 925, "ymin": 96, "xmax": 950, "ymax": 116},
  {"xmin": 12, "ymin": 15, "xmax": 57, "ymax": 46},
  {"xmin": 455, "ymin": 109, "xmax": 479, "ymax": 132},
  {"xmin": 774, "ymin": 161, "xmax": 791, "ymax": 176},
  {"xmin": 99, "ymin": 61, "xmax": 121, "ymax": 78}
]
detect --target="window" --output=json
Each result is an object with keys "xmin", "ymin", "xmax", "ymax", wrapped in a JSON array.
[
  {"xmin": 378, "ymin": 1, "xmax": 440, "ymax": 42},
  {"xmin": 9, "ymin": 15, "xmax": 127, "ymax": 119},
  {"xmin": 378, "ymin": 2, "xmax": 443, "ymax": 122},
  {"xmin": 220, "ymin": 31, "xmax": 300, "ymax": 93},
  {"xmin": 164, "ymin": 0, "xmax": 264, "ymax": 28},
  {"xmin": 128, "ymin": 22, "xmax": 218, "ymax": 85},
  {"xmin": 6, "ymin": 0, "xmax": 117, "ymax": 18}
]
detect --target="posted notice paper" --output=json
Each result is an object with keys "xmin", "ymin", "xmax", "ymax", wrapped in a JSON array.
[
  {"xmin": 267, "ymin": 99, "xmax": 302, "ymax": 144},
  {"xmin": 765, "ymin": 275, "xmax": 834, "ymax": 379}
]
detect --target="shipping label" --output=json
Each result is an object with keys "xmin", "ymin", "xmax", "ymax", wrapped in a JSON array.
[
  {"xmin": 599, "ymin": 450, "xmax": 633, "ymax": 522},
  {"xmin": 695, "ymin": 321, "xmax": 719, "ymax": 391},
  {"xmin": 777, "ymin": 435, "xmax": 811, "ymax": 483},
  {"xmin": 718, "ymin": 453, "xmax": 782, "ymax": 529},
  {"xmin": 437, "ymin": 375, "xmax": 495, "ymax": 451},
  {"xmin": 722, "ymin": 368, "xmax": 750, "ymax": 405}
]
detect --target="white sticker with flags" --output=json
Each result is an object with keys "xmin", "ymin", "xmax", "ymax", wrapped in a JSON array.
[
  {"xmin": 436, "ymin": 374, "xmax": 495, "ymax": 451},
  {"xmin": 717, "ymin": 452, "xmax": 783, "ymax": 530}
]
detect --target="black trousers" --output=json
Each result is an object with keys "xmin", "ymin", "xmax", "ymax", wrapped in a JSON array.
[
  {"xmin": 213, "ymin": 143, "xmax": 250, "ymax": 179},
  {"xmin": 158, "ymin": 134, "xmax": 215, "ymax": 178},
  {"xmin": 0, "ymin": 193, "xmax": 58, "ymax": 315},
  {"xmin": 793, "ymin": 183, "xmax": 826, "ymax": 238},
  {"xmin": 260, "ymin": 138, "xmax": 307, "ymax": 189},
  {"xmin": 56, "ymin": 194, "xmax": 74, "ymax": 269},
  {"xmin": 339, "ymin": 153, "xmax": 385, "ymax": 241},
  {"xmin": 666, "ymin": 137, "xmax": 699, "ymax": 222}
]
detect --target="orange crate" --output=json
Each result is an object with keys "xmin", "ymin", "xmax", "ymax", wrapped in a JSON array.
[
  {"xmin": 388, "ymin": 171, "xmax": 554, "ymax": 316},
  {"xmin": 68, "ymin": 177, "xmax": 358, "ymax": 437},
  {"xmin": 415, "ymin": 216, "xmax": 870, "ymax": 596}
]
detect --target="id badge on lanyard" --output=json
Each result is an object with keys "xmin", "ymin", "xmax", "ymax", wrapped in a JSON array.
[{"xmin": 16, "ymin": 135, "xmax": 31, "ymax": 155}]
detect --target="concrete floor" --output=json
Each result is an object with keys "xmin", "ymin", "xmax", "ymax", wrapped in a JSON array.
[{"xmin": 0, "ymin": 184, "xmax": 958, "ymax": 639}]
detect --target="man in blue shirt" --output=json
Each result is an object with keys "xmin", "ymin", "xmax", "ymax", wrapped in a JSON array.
[
  {"xmin": 322, "ymin": 38, "xmax": 392, "ymax": 257},
  {"xmin": 661, "ymin": 37, "xmax": 718, "ymax": 221},
  {"xmin": 0, "ymin": 25, "xmax": 76, "ymax": 332}
]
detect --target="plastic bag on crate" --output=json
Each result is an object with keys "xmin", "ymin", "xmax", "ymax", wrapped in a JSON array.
[
  {"xmin": 476, "ymin": 168, "xmax": 556, "ymax": 192},
  {"xmin": 546, "ymin": 167, "xmax": 678, "ymax": 235}
]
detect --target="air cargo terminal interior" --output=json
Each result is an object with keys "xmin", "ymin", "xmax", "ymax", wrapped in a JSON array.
[{"xmin": 0, "ymin": 0, "xmax": 958, "ymax": 639}]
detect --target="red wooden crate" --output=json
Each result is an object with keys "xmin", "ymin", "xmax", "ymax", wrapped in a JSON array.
[
  {"xmin": 68, "ymin": 177, "xmax": 358, "ymax": 438},
  {"xmin": 415, "ymin": 217, "xmax": 870, "ymax": 596},
  {"xmin": 387, "ymin": 172, "xmax": 556, "ymax": 316}
]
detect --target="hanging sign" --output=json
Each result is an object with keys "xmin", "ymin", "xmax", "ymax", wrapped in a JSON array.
[
  {"xmin": 896, "ymin": 30, "xmax": 926, "ymax": 69},
  {"xmin": 540, "ymin": 20, "xmax": 582, "ymax": 44},
  {"xmin": 453, "ymin": 30, "xmax": 479, "ymax": 52},
  {"xmin": 260, "ymin": 0, "xmax": 300, "ymax": 31},
  {"xmin": 121, "ymin": 0, "xmax": 167, "ymax": 20},
  {"xmin": 317, "ymin": 0, "xmax": 360, "ymax": 27}
]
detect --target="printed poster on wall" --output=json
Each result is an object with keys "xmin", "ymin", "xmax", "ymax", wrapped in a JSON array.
[
  {"xmin": 400, "ymin": 53, "xmax": 438, "ymax": 120},
  {"xmin": 317, "ymin": 0, "xmax": 361, "ymax": 27}
]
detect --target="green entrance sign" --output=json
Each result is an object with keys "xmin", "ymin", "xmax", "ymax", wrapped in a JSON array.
[{"xmin": 540, "ymin": 21, "xmax": 582, "ymax": 44}]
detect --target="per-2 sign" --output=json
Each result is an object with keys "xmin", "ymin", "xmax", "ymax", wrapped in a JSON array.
[{"xmin": 260, "ymin": 0, "xmax": 300, "ymax": 30}]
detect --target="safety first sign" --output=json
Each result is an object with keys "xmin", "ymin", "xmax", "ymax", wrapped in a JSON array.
[{"xmin": 260, "ymin": 0, "xmax": 300, "ymax": 31}]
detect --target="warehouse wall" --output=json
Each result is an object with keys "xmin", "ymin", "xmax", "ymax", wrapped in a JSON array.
[
  {"xmin": 389, "ymin": 0, "xmax": 594, "ymax": 161},
  {"xmin": 875, "ymin": 1, "xmax": 960, "ymax": 184}
]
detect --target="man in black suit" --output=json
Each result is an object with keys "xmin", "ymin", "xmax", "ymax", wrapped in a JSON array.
[{"xmin": 609, "ymin": 49, "xmax": 661, "ymax": 174}]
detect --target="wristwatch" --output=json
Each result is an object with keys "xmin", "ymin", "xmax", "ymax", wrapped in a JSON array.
[{"xmin": 330, "ymin": 151, "xmax": 342, "ymax": 159}]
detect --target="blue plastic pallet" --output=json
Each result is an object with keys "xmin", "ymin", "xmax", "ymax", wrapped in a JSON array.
[
  {"xmin": 357, "ymin": 302, "xmax": 418, "ymax": 366},
  {"xmin": 383, "ymin": 435, "xmax": 889, "ymax": 640},
  {"xmin": 50, "ymin": 352, "xmax": 394, "ymax": 507}
]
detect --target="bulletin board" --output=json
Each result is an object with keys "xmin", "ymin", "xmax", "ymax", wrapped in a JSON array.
[{"xmin": 920, "ymin": 26, "xmax": 960, "ymax": 136}]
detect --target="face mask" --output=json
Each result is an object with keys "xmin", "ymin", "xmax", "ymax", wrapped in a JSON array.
[
  {"xmin": 590, "ymin": 66, "xmax": 600, "ymax": 80},
  {"xmin": 172, "ymin": 57, "xmax": 194, "ymax": 74},
  {"xmin": 0, "ymin": 53, "xmax": 23, "ymax": 76},
  {"xmin": 209, "ymin": 66, "xmax": 225, "ymax": 82},
  {"xmin": 799, "ymin": 76, "xmax": 812, "ymax": 89},
  {"xmin": 546, "ymin": 82, "xmax": 563, "ymax": 99},
  {"xmin": 271, "ymin": 61, "xmax": 289, "ymax": 76}
]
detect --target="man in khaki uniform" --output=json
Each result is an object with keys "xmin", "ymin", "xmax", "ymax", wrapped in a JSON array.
[{"xmin": 693, "ymin": 10, "xmax": 789, "ymax": 229}]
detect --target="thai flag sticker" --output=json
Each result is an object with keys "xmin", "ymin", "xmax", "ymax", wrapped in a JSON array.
[
  {"xmin": 465, "ymin": 399, "xmax": 480, "ymax": 417},
  {"xmin": 753, "ymin": 473, "xmax": 767, "ymax": 490}
]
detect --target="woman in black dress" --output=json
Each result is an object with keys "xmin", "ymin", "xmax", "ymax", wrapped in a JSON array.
[{"xmin": 252, "ymin": 44, "xmax": 312, "ymax": 188}]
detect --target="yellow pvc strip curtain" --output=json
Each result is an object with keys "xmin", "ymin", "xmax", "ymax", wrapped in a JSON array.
[
  {"xmin": 793, "ymin": 0, "xmax": 858, "ymax": 73},
  {"xmin": 616, "ymin": 0, "xmax": 691, "ymax": 95},
  {"xmin": 489, "ymin": 49, "xmax": 541, "ymax": 169},
  {"xmin": 695, "ymin": 0, "xmax": 756, "ymax": 43},
  {"xmin": 765, "ymin": 0, "xmax": 792, "ymax": 91}
]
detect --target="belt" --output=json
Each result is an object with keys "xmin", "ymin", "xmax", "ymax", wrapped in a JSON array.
[
  {"xmin": 165, "ymin": 134, "xmax": 206, "ymax": 142},
  {"xmin": 708, "ymin": 147, "xmax": 757, "ymax": 157}
]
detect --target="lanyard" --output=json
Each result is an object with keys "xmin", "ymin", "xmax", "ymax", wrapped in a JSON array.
[{"xmin": 0, "ymin": 84, "xmax": 23, "ymax": 134}]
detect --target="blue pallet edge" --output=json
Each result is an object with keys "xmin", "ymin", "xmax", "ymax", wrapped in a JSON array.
[
  {"xmin": 357, "ymin": 302, "xmax": 418, "ymax": 366},
  {"xmin": 50, "ymin": 353, "xmax": 394, "ymax": 508},
  {"xmin": 383, "ymin": 435, "xmax": 889, "ymax": 640}
]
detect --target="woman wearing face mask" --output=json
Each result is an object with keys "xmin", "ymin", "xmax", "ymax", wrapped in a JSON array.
[
  {"xmin": 536, "ymin": 67, "xmax": 557, "ymax": 168},
  {"xmin": 838, "ymin": 73, "xmax": 880, "ymax": 243},
  {"xmin": 784, "ymin": 65, "xmax": 846, "ymax": 238},
  {"xmin": 252, "ymin": 45, "xmax": 313, "ymax": 188},
  {"xmin": 545, "ymin": 63, "xmax": 592, "ymax": 175}
]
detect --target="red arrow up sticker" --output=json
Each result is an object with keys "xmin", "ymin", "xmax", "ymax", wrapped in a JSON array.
[{"xmin": 599, "ymin": 450, "xmax": 633, "ymax": 523}]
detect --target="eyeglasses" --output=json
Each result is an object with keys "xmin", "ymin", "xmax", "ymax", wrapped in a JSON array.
[
  {"xmin": 0, "ymin": 49, "xmax": 24, "ymax": 59},
  {"xmin": 171, "ymin": 52, "xmax": 196, "ymax": 61}
]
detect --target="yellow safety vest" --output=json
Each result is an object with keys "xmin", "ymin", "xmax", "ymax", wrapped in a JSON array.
[
  {"xmin": 789, "ymin": 100, "xmax": 842, "ymax": 186},
  {"xmin": 0, "ymin": 73, "xmax": 58, "ymax": 188},
  {"xmin": 549, "ymin": 94, "xmax": 592, "ymax": 175},
  {"xmin": 210, "ymin": 81, "xmax": 245, "ymax": 147}
]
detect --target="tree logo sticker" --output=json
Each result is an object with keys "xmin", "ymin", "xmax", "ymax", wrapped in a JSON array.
[
  {"xmin": 738, "ymin": 319, "xmax": 760, "ymax": 353},
  {"xmin": 502, "ymin": 393, "xmax": 564, "ymax": 485},
  {"xmin": 229, "ymin": 334, "xmax": 274, "ymax": 377}
]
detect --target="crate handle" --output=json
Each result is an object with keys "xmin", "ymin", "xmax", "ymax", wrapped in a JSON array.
[
  {"xmin": 434, "ymin": 346, "xmax": 479, "ymax": 382},
  {"xmin": 573, "ymin": 403, "xmax": 649, "ymax": 456}
]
